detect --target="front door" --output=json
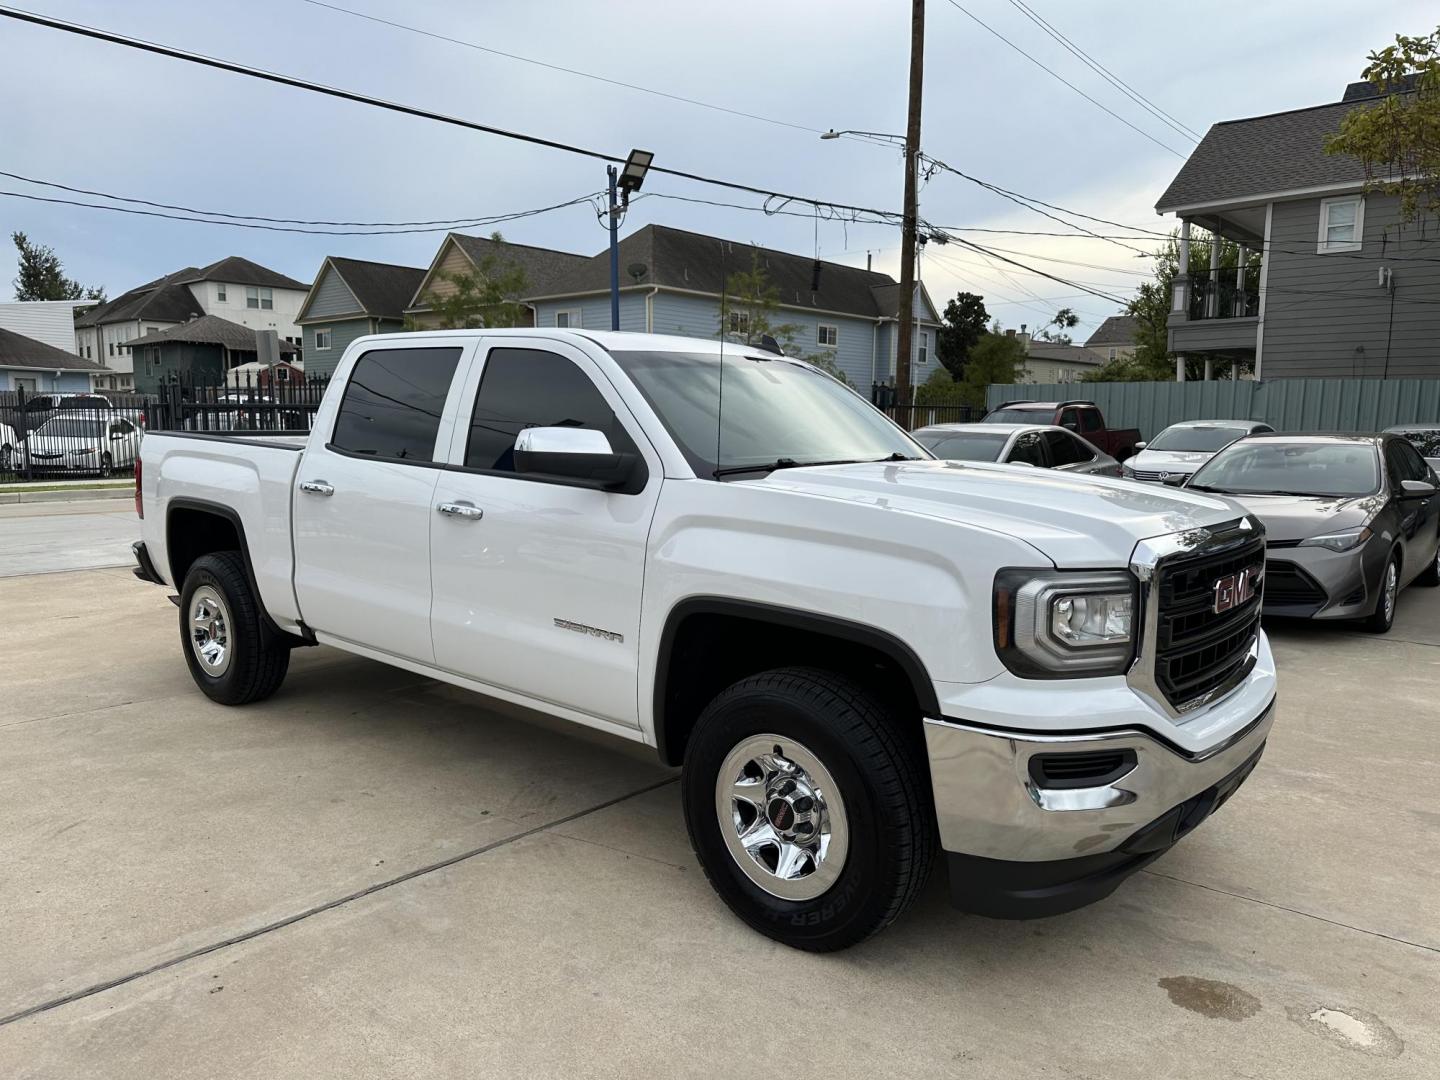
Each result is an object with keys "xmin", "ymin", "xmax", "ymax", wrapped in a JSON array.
[
  {"xmin": 429, "ymin": 340, "xmax": 662, "ymax": 728},
  {"xmin": 292, "ymin": 342, "xmax": 470, "ymax": 663},
  {"xmin": 1387, "ymin": 439, "xmax": 1440, "ymax": 584}
]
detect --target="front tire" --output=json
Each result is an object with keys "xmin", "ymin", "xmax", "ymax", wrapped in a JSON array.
[
  {"xmin": 1361, "ymin": 551, "xmax": 1400, "ymax": 634},
  {"xmin": 179, "ymin": 551, "xmax": 290, "ymax": 704},
  {"xmin": 682, "ymin": 667, "xmax": 936, "ymax": 952}
]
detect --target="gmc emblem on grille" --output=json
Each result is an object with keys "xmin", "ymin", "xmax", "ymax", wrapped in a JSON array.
[{"xmin": 1212, "ymin": 566, "xmax": 1261, "ymax": 614}]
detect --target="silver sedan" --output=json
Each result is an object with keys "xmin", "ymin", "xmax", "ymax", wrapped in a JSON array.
[
  {"xmin": 1186, "ymin": 433, "xmax": 1440, "ymax": 633},
  {"xmin": 1123, "ymin": 420, "xmax": 1273, "ymax": 485},
  {"xmin": 911, "ymin": 422, "xmax": 1122, "ymax": 476}
]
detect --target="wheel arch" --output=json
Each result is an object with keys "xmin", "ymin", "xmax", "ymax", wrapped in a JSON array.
[{"xmin": 652, "ymin": 597, "xmax": 940, "ymax": 767}]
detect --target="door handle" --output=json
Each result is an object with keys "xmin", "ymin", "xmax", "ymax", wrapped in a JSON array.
[
  {"xmin": 299, "ymin": 480, "xmax": 334, "ymax": 496},
  {"xmin": 437, "ymin": 501, "xmax": 483, "ymax": 520}
]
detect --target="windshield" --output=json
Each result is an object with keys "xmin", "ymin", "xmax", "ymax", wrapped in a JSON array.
[
  {"xmin": 1148, "ymin": 424, "xmax": 1253, "ymax": 453},
  {"xmin": 1189, "ymin": 441, "xmax": 1380, "ymax": 497},
  {"xmin": 914, "ymin": 429, "xmax": 1008, "ymax": 462},
  {"xmin": 34, "ymin": 417, "xmax": 106, "ymax": 438},
  {"xmin": 609, "ymin": 350, "xmax": 925, "ymax": 477},
  {"xmin": 982, "ymin": 407, "xmax": 1054, "ymax": 425}
]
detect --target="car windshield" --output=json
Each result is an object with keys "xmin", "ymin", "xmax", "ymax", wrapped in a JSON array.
[
  {"xmin": 1148, "ymin": 424, "xmax": 1254, "ymax": 453},
  {"xmin": 609, "ymin": 350, "xmax": 925, "ymax": 477},
  {"xmin": 914, "ymin": 429, "xmax": 1008, "ymax": 462},
  {"xmin": 1393, "ymin": 428, "xmax": 1440, "ymax": 459},
  {"xmin": 34, "ymin": 417, "xmax": 106, "ymax": 438},
  {"xmin": 982, "ymin": 407, "xmax": 1054, "ymax": 425},
  {"xmin": 1189, "ymin": 441, "xmax": 1380, "ymax": 497}
]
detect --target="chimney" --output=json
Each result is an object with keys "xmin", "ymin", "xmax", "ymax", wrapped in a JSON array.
[
  {"xmin": 1005, "ymin": 329, "xmax": 1015, "ymax": 337},
  {"xmin": 866, "ymin": 252, "xmax": 872, "ymax": 271}
]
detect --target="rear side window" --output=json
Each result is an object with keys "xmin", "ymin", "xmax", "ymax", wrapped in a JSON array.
[
  {"xmin": 330, "ymin": 346, "xmax": 463, "ymax": 463},
  {"xmin": 1008, "ymin": 431, "xmax": 1046, "ymax": 466},
  {"xmin": 465, "ymin": 348, "xmax": 631, "ymax": 472},
  {"xmin": 1044, "ymin": 430, "xmax": 1093, "ymax": 466}
]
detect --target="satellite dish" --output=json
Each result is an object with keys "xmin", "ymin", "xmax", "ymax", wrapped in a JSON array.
[{"xmin": 627, "ymin": 262, "xmax": 648, "ymax": 282}]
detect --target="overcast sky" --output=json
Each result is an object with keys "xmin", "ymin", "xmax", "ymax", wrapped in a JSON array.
[{"xmin": 1, "ymin": 0, "xmax": 1432, "ymax": 339}]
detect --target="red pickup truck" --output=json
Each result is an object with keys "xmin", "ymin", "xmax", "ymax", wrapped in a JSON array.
[{"xmin": 981, "ymin": 399, "xmax": 1143, "ymax": 462}]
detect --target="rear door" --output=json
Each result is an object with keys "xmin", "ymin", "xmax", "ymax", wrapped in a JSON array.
[
  {"xmin": 1041, "ymin": 429, "xmax": 1096, "ymax": 472},
  {"xmin": 1005, "ymin": 430, "xmax": 1046, "ymax": 467},
  {"xmin": 292, "ymin": 341, "xmax": 472, "ymax": 662},
  {"xmin": 428, "ymin": 338, "xmax": 662, "ymax": 728}
]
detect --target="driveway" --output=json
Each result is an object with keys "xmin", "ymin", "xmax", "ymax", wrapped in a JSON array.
[
  {"xmin": 0, "ymin": 499, "xmax": 137, "ymax": 577},
  {"xmin": 0, "ymin": 564, "xmax": 1436, "ymax": 1078}
]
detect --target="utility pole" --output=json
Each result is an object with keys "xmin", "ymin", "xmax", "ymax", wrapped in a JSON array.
[
  {"xmin": 894, "ymin": 0, "xmax": 924, "ymax": 413},
  {"xmin": 607, "ymin": 164, "xmax": 621, "ymax": 331}
]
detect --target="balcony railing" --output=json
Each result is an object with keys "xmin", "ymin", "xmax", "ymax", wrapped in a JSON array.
[{"xmin": 1185, "ymin": 266, "xmax": 1261, "ymax": 321}]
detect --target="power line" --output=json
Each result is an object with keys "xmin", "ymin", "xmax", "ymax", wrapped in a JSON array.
[
  {"xmin": 1003, "ymin": 0, "xmax": 1201, "ymax": 142},
  {"xmin": 940, "ymin": 0, "xmax": 1186, "ymax": 158}
]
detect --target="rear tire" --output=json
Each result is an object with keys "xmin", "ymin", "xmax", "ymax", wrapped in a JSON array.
[
  {"xmin": 1361, "ymin": 552, "xmax": 1400, "ymax": 634},
  {"xmin": 179, "ymin": 551, "xmax": 290, "ymax": 704},
  {"xmin": 99, "ymin": 452, "xmax": 113, "ymax": 478},
  {"xmin": 681, "ymin": 667, "xmax": 936, "ymax": 952}
]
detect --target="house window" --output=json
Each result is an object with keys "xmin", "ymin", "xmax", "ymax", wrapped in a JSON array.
[
  {"xmin": 1108, "ymin": 347, "xmax": 1117, "ymax": 361},
  {"xmin": 247, "ymin": 286, "xmax": 274, "ymax": 310},
  {"xmin": 109, "ymin": 342, "xmax": 115, "ymax": 356},
  {"xmin": 1318, "ymin": 196, "xmax": 1363, "ymax": 253},
  {"xmin": 217, "ymin": 283, "xmax": 227, "ymax": 302},
  {"xmin": 816, "ymin": 323, "xmax": 838, "ymax": 347},
  {"xmin": 917, "ymin": 328, "xmax": 929, "ymax": 364},
  {"xmin": 728, "ymin": 310, "xmax": 750, "ymax": 335},
  {"xmin": 555, "ymin": 309, "xmax": 582, "ymax": 328},
  {"xmin": 315, "ymin": 329, "xmax": 332, "ymax": 351}
]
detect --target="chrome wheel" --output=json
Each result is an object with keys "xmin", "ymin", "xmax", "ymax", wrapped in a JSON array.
[
  {"xmin": 189, "ymin": 585, "xmax": 232, "ymax": 676},
  {"xmin": 1382, "ymin": 560, "xmax": 1398, "ymax": 623},
  {"xmin": 715, "ymin": 734, "xmax": 849, "ymax": 901}
]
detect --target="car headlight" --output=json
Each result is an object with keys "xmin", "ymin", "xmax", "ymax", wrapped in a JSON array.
[
  {"xmin": 1299, "ymin": 526, "xmax": 1371, "ymax": 552},
  {"xmin": 70, "ymin": 447, "xmax": 95, "ymax": 456},
  {"xmin": 993, "ymin": 569, "xmax": 1136, "ymax": 678},
  {"xmin": 1121, "ymin": 464, "xmax": 1136, "ymax": 478}
]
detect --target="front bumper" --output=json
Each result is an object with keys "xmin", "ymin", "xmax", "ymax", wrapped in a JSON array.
[
  {"xmin": 1264, "ymin": 545, "xmax": 1375, "ymax": 620},
  {"xmin": 924, "ymin": 694, "xmax": 1275, "ymax": 918}
]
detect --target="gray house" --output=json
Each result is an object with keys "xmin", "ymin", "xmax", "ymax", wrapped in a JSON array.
[
  {"xmin": 1156, "ymin": 79, "xmax": 1439, "ymax": 379},
  {"xmin": 124, "ymin": 315, "xmax": 299, "ymax": 394},
  {"xmin": 526, "ymin": 224, "xmax": 942, "ymax": 391},
  {"xmin": 295, "ymin": 257, "xmax": 427, "ymax": 379}
]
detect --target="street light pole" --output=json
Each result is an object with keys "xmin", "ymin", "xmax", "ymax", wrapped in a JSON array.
[
  {"xmin": 895, "ymin": 0, "xmax": 925, "ymax": 414},
  {"xmin": 607, "ymin": 164, "xmax": 621, "ymax": 332}
]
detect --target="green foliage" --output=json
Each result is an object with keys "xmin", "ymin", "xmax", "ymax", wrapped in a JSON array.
[
  {"xmin": 914, "ymin": 365, "xmax": 969, "ymax": 407},
  {"xmin": 935, "ymin": 291, "xmax": 989, "ymax": 379},
  {"xmin": 805, "ymin": 350, "xmax": 852, "ymax": 386},
  {"xmin": 717, "ymin": 248, "xmax": 802, "ymax": 349},
  {"xmin": 1032, "ymin": 307, "xmax": 1080, "ymax": 345},
  {"xmin": 953, "ymin": 332, "xmax": 1028, "ymax": 408},
  {"xmin": 409, "ymin": 232, "xmax": 529, "ymax": 329},
  {"xmin": 1325, "ymin": 27, "xmax": 1440, "ymax": 224},
  {"xmin": 11, "ymin": 232, "xmax": 105, "ymax": 302}
]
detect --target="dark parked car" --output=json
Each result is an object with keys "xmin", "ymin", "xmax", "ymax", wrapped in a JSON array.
[
  {"xmin": 981, "ymin": 399, "xmax": 1142, "ymax": 461},
  {"xmin": 1186, "ymin": 434, "xmax": 1440, "ymax": 633},
  {"xmin": 912, "ymin": 422, "xmax": 1122, "ymax": 476}
]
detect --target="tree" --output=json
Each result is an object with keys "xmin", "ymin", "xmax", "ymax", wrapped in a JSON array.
[
  {"xmin": 1031, "ymin": 307, "xmax": 1080, "ymax": 345},
  {"xmin": 717, "ymin": 248, "xmax": 802, "ymax": 349},
  {"xmin": 11, "ymin": 232, "xmax": 105, "ymax": 302},
  {"xmin": 409, "ymin": 232, "xmax": 529, "ymax": 329},
  {"xmin": 1325, "ymin": 27, "xmax": 1440, "ymax": 224},
  {"xmin": 954, "ymin": 330, "xmax": 1028, "ymax": 409},
  {"xmin": 935, "ymin": 291, "xmax": 988, "ymax": 380}
]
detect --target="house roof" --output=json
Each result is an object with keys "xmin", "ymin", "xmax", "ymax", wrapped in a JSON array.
[
  {"xmin": 175, "ymin": 256, "xmax": 310, "ymax": 291},
  {"xmin": 1025, "ymin": 341, "xmax": 1105, "ymax": 366},
  {"xmin": 408, "ymin": 233, "xmax": 590, "ymax": 311},
  {"xmin": 533, "ymin": 224, "xmax": 938, "ymax": 321},
  {"xmin": 1083, "ymin": 315, "xmax": 1139, "ymax": 347},
  {"xmin": 122, "ymin": 314, "xmax": 300, "ymax": 354},
  {"xmin": 0, "ymin": 325, "xmax": 109, "ymax": 371},
  {"xmin": 1153, "ymin": 91, "xmax": 1412, "ymax": 212},
  {"xmin": 325, "ymin": 257, "xmax": 427, "ymax": 319}
]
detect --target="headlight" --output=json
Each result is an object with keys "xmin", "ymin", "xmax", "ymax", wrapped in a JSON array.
[
  {"xmin": 994, "ymin": 569, "xmax": 1137, "ymax": 678},
  {"xmin": 70, "ymin": 447, "xmax": 95, "ymax": 456},
  {"xmin": 1121, "ymin": 464, "xmax": 1136, "ymax": 478},
  {"xmin": 1299, "ymin": 526, "xmax": 1371, "ymax": 553}
]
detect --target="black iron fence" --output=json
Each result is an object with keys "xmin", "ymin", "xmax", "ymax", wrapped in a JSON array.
[
  {"xmin": 1187, "ymin": 266, "xmax": 1262, "ymax": 321},
  {"xmin": 1, "ymin": 373, "xmax": 332, "ymax": 483},
  {"xmin": 871, "ymin": 384, "xmax": 980, "ymax": 430}
]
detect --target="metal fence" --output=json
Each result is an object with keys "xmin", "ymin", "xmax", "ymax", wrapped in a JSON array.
[
  {"xmin": 1, "ymin": 373, "xmax": 332, "ymax": 483},
  {"xmin": 870, "ymin": 384, "xmax": 980, "ymax": 430},
  {"xmin": 986, "ymin": 378, "xmax": 1440, "ymax": 442}
]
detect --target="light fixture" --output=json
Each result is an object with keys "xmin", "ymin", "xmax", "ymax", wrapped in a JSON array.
[
  {"xmin": 618, "ymin": 149, "xmax": 653, "ymax": 196},
  {"xmin": 819, "ymin": 129, "xmax": 841, "ymax": 140}
]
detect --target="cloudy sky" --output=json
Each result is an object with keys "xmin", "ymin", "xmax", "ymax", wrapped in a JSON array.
[{"xmin": 1, "ymin": 0, "xmax": 1432, "ymax": 339}]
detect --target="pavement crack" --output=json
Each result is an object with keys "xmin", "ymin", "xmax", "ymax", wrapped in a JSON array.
[
  {"xmin": 0, "ymin": 775, "xmax": 679, "ymax": 1028},
  {"xmin": 1140, "ymin": 868, "xmax": 1438, "ymax": 955}
]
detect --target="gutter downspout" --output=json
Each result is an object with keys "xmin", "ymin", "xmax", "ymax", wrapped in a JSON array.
[
  {"xmin": 1255, "ymin": 202, "xmax": 1273, "ymax": 381},
  {"xmin": 645, "ymin": 286, "xmax": 658, "ymax": 333}
]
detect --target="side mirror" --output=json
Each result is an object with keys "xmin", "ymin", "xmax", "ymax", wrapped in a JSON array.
[
  {"xmin": 1061, "ymin": 421, "xmax": 1078, "ymax": 431},
  {"xmin": 513, "ymin": 427, "xmax": 637, "ymax": 490},
  {"xmin": 1134, "ymin": 441, "xmax": 1147, "ymax": 451},
  {"xmin": 1400, "ymin": 479, "xmax": 1437, "ymax": 498}
]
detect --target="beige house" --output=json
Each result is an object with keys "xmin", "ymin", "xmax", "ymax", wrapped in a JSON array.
[
  {"xmin": 404, "ymin": 233, "xmax": 588, "ymax": 329},
  {"xmin": 1002, "ymin": 331, "xmax": 1106, "ymax": 384},
  {"xmin": 1083, "ymin": 315, "xmax": 1139, "ymax": 362}
]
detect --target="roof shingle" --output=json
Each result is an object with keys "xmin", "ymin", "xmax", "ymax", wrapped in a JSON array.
[
  {"xmin": 0, "ymin": 325, "xmax": 108, "ymax": 371},
  {"xmin": 326, "ymin": 257, "xmax": 427, "ymax": 319},
  {"xmin": 122, "ymin": 314, "xmax": 299, "ymax": 353},
  {"xmin": 1083, "ymin": 315, "xmax": 1139, "ymax": 347}
]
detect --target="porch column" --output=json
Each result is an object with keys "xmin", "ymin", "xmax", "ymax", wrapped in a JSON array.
[
  {"xmin": 1235, "ymin": 245, "xmax": 1248, "ymax": 317},
  {"xmin": 1176, "ymin": 353, "xmax": 1187, "ymax": 382},
  {"xmin": 1207, "ymin": 231, "xmax": 1221, "ymax": 318},
  {"xmin": 1203, "ymin": 357, "xmax": 1214, "ymax": 381},
  {"xmin": 1172, "ymin": 220, "xmax": 1191, "ymax": 316}
]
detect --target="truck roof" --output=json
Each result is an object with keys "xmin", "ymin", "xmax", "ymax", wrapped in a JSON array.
[{"xmin": 348, "ymin": 327, "xmax": 775, "ymax": 357}]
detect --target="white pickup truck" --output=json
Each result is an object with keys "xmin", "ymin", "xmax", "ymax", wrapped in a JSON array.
[{"xmin": 134, "ymin": 329, "xmax": 1277, "ymax": 951}]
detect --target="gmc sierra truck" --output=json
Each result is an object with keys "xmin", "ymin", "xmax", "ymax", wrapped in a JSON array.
[{"xmin": 133, "ymin": 329, "xmax": 1277, "ymax": 951}]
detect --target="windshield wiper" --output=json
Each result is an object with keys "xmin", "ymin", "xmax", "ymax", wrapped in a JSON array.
[{"xmin": 713, "ymin": 456, "xmax": 905, "ymax": 478}]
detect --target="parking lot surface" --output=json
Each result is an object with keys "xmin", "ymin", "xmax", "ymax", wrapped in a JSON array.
[
  {"xmin": 1, "ymin": 545, "xmax": 1437, "ymax": 1076},
  {"xmin": 0, "ymin": 500, "xmax": 137, "ymax": 577}
]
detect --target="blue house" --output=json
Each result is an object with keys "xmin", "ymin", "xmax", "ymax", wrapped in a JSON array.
[
  {"xmin": 525, "ymin": 224, "xmax": 942, "ymax": 391},
  {"xmin": 295, "ymin": 257, "xmax": 428, "ymax": 379},
  {"xmin": 0, "ymin": 326, "xmax": 109, "ymax": 393}
]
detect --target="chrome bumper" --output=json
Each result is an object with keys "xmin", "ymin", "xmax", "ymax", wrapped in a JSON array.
[{"xmin": 923, "ymin": 697, "xmax": 1275, "ymax": 863}]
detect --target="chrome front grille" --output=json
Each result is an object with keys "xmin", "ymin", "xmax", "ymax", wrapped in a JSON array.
[{"xmin": 1128, "ymin": 520, "xmax": 1265, "ymax": 717}]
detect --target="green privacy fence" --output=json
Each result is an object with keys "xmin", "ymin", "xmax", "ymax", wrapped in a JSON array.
[{"xmin": 985, "ymin": 379, "xmax": 1440, "ymax": 441}]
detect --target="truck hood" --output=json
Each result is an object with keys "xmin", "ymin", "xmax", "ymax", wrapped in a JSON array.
[
  {"xmin": 754, "ymin": 460, "xmax": 1247, "ymax": 567},
  {"xmin": 1129, "ymin": 448, "xmax": 1214, "ymax": 474},
  {"xmin": 1215, "ymin": 492, "xmax": 1383, "ymax": 543}
]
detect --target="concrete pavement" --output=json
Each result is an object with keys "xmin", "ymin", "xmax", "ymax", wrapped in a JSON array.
[
  {"xmin": 0, "ymin": 566, "xmax": 1436, "ymax": 1078},
  {"xmin": 0, "ymin": 500, "xmax": 138, "ymax": 577}
]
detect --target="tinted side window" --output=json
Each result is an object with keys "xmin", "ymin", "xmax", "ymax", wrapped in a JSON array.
[
  {"xmin": 1389, "ymin": 441, "xmax": 1430, "ymax": 483},
  {"xmin": 1009, "ymin": 431, "xmax": 1046, "ymax": 466},
  {"xmin": 1058, "ymin": 408, "xmax": 1080, "ymax": 430},
  {"xmin": 465, "ymin": 348, "xmax": 630, "ymax": 472},
  {"xmin": 1080, "ymin": 409, "xmax": 1102, "ymax": 433},
  {"xmin": 1042, "ymin": 430, "xmax": 1079, "ymax": 466},
  {"xmin": 331, "ymin": 347, "xmax": 463, "ymax": 463}
]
